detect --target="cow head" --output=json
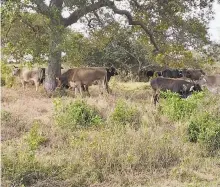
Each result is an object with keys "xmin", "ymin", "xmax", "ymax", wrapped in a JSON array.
[
  {"xmin": 12, "ymin": 66, "xmax": 20, "ymax": 76},
  {"xmin": 178, "ymin": 70, "xmax": 183, "ymax": 78},
  {"xmin": 56, "ymin": 77, "xmax": 70, "ymax": 89},
  {"xmin": 107, "ymin": 66, "xmax": 118, "ymax": 76}
]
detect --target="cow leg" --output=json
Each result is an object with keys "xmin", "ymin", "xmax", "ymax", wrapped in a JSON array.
[
  {"xmin": 152, "ymin": 90, "xmax": 160, "ymax": 106},
  {"xmin": 78, "ymin": 84, "xmax": 83, "ymax": 96},
  {"xmin": 153, "ymin": 93, "xmax": 157, "ymax": 106},
  {"xmin": 84, "ymin": 85, "xmax": 90, "ymax": 96},
  {"xmin": 74, "ymin": 87, "xmax": 78, "ymax": 96},
  {"xmin": 102, "ymin": 80, "xmax": 109, "ymax": 94},
  {"xmin": 21, "ymin": 80, "xmax": 26, "ymax": 90},
  {"xmin": 34, "ymin": 80, "xmax": 40, "ymax": 91},
  {"xmin": 105, "ymin": 82, "xmax": 109, "ymax": 94}
]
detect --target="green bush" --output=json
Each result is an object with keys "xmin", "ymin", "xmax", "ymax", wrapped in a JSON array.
[
  {"xmin": 160, "ymin": 91, "xmax": 205, "ymax": 121},
  {"xmin": 25, "ymin": 120, "xmax": 47, "ymax": 151},
  {"xmin": 188, "ymin": 112, "xmax": 220, "ymax": 152},
  {"xmin": 1, "ymin": 62, "xmax": 15, "ymax": 87},
  {"xmin": 110, "ymin": 99, "xmax": 141, "ymax": 127},
  {"xmin": 53, "ymin": 99, "xmax": 103, "ymax": 130}
]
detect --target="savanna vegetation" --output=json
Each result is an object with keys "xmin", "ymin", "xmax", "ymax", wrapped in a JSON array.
[{"xmin": 1, "ymin": 0, "xmax": 220, "ymax": 186}]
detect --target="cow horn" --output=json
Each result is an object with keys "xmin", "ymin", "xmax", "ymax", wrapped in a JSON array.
[{"xmin": 190, "ymin": 85, "xmax": 194, "ymax": 92}]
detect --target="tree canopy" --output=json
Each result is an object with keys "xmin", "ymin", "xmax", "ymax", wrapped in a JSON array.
[{"xmin": 1, "ymin": 0, "xmax": 219, "ymax": 92}]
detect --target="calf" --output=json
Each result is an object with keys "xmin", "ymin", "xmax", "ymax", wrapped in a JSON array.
[
  {"xmin": 150, "ymin": 77, "xmax": 202, "ymax": 105},
  {"xmin": 12, "ymin": 66, "xmax": 42, "ymax": 91}
]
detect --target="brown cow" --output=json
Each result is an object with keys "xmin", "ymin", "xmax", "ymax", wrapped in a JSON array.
[
  {"xmin": 70, "ymin": 68, "xmax": 109, "ymax": 96},
  {"xmin": 56, "ymin": 67, "xmax": 109, "ymax": 96}
]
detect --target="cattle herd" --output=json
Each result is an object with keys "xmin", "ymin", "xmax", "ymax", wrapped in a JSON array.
[{"xmin": 11, "ymin": 65, "xmax": 220, "ymax": 105}]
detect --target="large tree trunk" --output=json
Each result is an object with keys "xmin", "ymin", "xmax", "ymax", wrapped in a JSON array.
[{"xmin": 44, "ymin": 21, "xmax": 63, "ymax": 95}]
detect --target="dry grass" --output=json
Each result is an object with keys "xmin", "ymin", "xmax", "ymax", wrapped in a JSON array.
[{"xmin": 1, "ymin": 82, "xmax": 220, "ymax": 187}]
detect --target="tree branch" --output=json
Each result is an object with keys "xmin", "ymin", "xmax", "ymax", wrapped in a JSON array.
[
  {"xmin": 62, "ymin": 0, "xmax": 159, "ymax": 51},
  {"xmin": 63, "ymin": 0, "xmax": 107, "ymax": 27},
  {"xmin": 30, "ymin": 0, "xmax": 50, "ymax": 17},
  {"xmin": 107, "ymin": 2, "xmax": 159, "ymax": 52}
]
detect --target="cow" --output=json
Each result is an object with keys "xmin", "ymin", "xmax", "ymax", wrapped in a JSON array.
[
  {"xmin": 162, "ymin": 69, "xmax": 173, "ymax": 78},
  {"xmin": 69, "ymin": 68, "xmax": 109, "ymax": 96},
  {"xmin": 138, "ymin": 69, "xmax": 155, "ymax": 81},
  {"xmin": 58, "ymin": 66, "xmax": 118, "ymax": 90},
  {"xmin": 56, "ymin": 67, "xmax": 110, "ymax": 96},
  {"xmin": 198, "ymin": 75, "xmax": 220, "ymax": 94},
  {"xmin": 171, "ymin": 69, "xmax": 182, "ymax": 78},
  {"xmin": 162, "ymin": 69, "xmax": 182, "ymax": 78},
  {"xmin": 182, "ymin": 68, "xmax": 205, "ymax": 81},
  {"xmin": 12, "ymin": 66, "xmax": 42, "ymax": 91},
  {"xmin": 150, "ymin": 77, "xmax": 202, "ymax": 106}
]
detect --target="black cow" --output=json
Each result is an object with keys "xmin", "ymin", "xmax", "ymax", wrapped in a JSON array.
[
  {"xmin": 162, "ymin": 69, "xmax": 172, "ymax": 78},
  {"xmin": 150, "ymin": 77, "xmax": 202, "ymax": 105},
  {"xmin": 171, "ymin": 69, "xmax": 182, "ymax": 78},
  {"xmin": 162, "ymin": 69, "xmax": 182, "ymax": 78}
]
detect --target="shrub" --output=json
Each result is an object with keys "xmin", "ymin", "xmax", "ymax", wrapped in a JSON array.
[
  {"xmin": 188, "ymin": 112, "xmax": 220, "ymax": 152},
  {"xmin": 110, "ymin": 99, "xmax": 141, "ymax": 128},
  {"xmin": 25, "ymin": 120, "xmax": 47, "ymax": 151},
  {"xmin": 53, "ymin": 99, "xmax": 103, "ymax": 130},
  {"xmin": 2, "ymin": 121, "xmax": 50, "ymax": 186},
  {"xmin": 1, "ymin": 62, "xmax": 15, "ymax": 87},
  {"xmin": 160, "ymin": 91, "xmax": 205, "ymax": 121}
]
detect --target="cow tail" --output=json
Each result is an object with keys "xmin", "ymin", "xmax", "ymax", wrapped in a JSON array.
[{"xmin": 105, "ymin": 73, "xmax": 109, "ymax": 93}]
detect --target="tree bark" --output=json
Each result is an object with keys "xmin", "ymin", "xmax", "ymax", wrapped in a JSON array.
[{"xmin": 44, "ymin": 21, "xmax": 63, "ymax": 94}]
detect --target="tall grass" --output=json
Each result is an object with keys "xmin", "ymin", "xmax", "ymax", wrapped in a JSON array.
[{"xmin": 2, "ymin": 83, "xmax": 220, "ymax": 186}]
